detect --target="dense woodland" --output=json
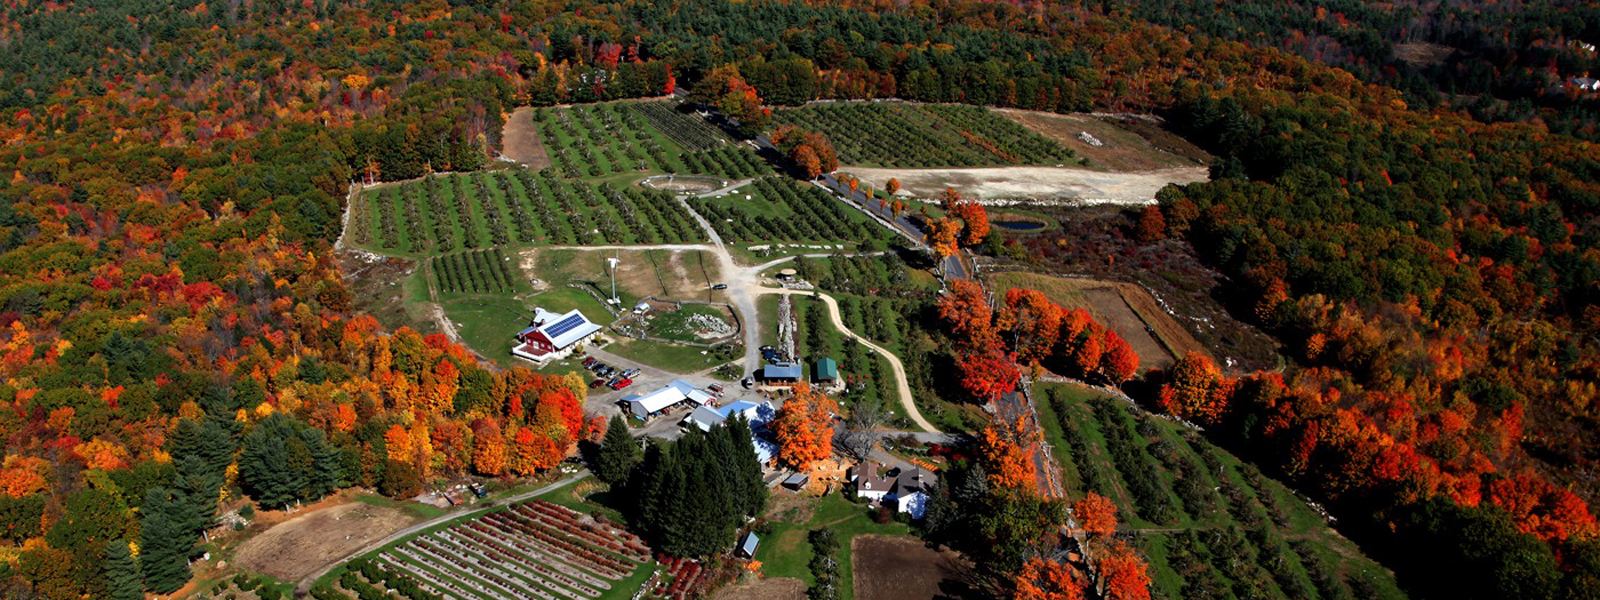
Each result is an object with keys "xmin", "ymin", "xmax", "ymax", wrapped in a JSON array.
[{"xmin": 0, "ymin": 0, "xmax": 1595, "ymax": 599}]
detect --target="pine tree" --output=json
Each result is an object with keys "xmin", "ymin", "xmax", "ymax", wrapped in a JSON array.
[
  {"xmin": 139, "ymin": 489, "xmax": 193, "ymax": 594},
  {"xmin": 723, "ymin": 417, "xmax": 767, "ymax": 519},
  {"xmin": 103, "ymin": 540, "xmax": 143, "ymax": 600},
  {"xmin": 594, "ymin": 416, "xmax": 640, "ymax": 486}
]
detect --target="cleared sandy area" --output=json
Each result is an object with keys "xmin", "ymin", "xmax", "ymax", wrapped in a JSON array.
[
  {"xmin": 232, "ymin": 501, "xmax": 420, "ymax": 582},
  {"xmin": 711, "ymin": 577, "xmax": 806, "ymax": 600},
  {"xmin": 500, "ymin": 106, "xmax": 551, "ymax": 168},
  {"xmin": 842, "ymin": 165, "xmax": 1208, "ymax": 204}
]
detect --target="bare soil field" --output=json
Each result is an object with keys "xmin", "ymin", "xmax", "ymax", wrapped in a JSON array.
[
  {"xmin": 991, "ymin": 271, "xmax": 1215, "ymax": 369},
  {"xmin": 1007, "ymin": 205, "xmax": 1281, "ymax": 373},
  {"xmin": 523, "ymin": 248, "xmax": 718, "ymax": 301},
  {"xmin": 337, "ymin": 250, "xmax": 439, "ymax": 335},
  {"xmin": 500, "ymin": 106, "xmax": 551, "ymax": 169},
  {"xmin": 841, "ymin": 165, "xmax": 1207, "ymax": 204},
  {"xmin": 996, "ymin": 109, "xmax": 1208, "ymax": 172},
  {"xmin": 1394, "ymin": 42, "xmax": 1454, "ymax": 66},
  {"xmin": 711, "ymin": 577, "xmax": 806, "ymax": 600},
  {"xmin": 232, "ymin": 501, "xmax": 421, "ymax": 582},
  {"xmin": 853, "ymin": 535, "xmax": 974, "ymax": 600}
]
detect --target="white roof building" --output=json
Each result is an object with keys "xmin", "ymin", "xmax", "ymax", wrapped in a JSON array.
[{"xmin": 623, "ymin": 380, "xmax": 716, "ymax": 418}]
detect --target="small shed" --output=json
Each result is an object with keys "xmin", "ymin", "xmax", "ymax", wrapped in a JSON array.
[
  {"xmin": 737, "ymin": 531, "xmax": 761, "ymax": 558},
  {"xmin": 814, "ymin": 357, "xmax": 838, "ymax": 382},
  {"xmin": 782, "ymin": 472, "xmax": 810, "ymax": 490},
  {"xmin": 777, "ymin": 268, "xmax": 798, "ymax": 280},
  {"xmin": 761, "ymin": 362, "xmax": 803, "ymax": 384}
]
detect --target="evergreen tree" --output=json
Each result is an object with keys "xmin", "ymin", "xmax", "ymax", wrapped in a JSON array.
[
  {"xmin": 103, "ymin": 540, "xmax": 143, "ymax": 600},
  {"xmin": 238, "ymin": 414, "xmax": 342, "ymax": 509},
  {"xmin": 594, "ymin": 416, "xmax": 640, "ymax": 486},
  {"xmin": 722, "ymin": 417, "xmax": 767, "ymax": 520},
  {"xmin": 139, "ymin": 489, "xmax": 193, "ymax": 594}
]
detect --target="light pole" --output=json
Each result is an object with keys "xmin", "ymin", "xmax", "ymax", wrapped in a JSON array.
[{"xmin": 606, "ymin": 256, "xmax": 620, "ymax": 306}]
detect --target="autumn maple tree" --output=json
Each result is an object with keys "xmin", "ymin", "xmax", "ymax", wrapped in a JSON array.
[
  {"xmin": 1073, "ymin": 492, "xmax": 1118, "ymax": 538},
  {"xmin": 771, "ymin": 383, "xmax": 838, "ymax": 470},
  {"xmin": 1011, "ymin": 558, "xmax": 1085, "ymax": 600}
]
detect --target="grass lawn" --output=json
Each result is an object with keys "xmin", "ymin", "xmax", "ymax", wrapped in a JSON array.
[
  {"xmin": 605, "ymin": 337, "xmax": 721, "ymax": 373},
  {"xmin": 441, "ymin": 299, "xmax": 533, "ymax": 368},
  {"xmin": 755, "ymin": 493, "xmax": 911, "ymax": 599},
  {"xmin": 529, "ymin": 286, "xmax": 616, "ymax": 323}
]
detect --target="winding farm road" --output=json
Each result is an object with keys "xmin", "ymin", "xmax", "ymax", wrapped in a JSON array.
[{"xmin": 754, "ymin": 287, "xmax": 939, "ymax": 433}]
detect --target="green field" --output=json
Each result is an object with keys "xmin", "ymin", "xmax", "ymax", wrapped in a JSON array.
[
  {"xmin": 1034, "ymin": 383, "xmax": 1408, "ymax": 600},
  {"xmin": 772, "ymin": 103, "xmax": 1075, "ymax": 168},
  {"xmin": 688, "ymin": 177, "xmax": 896, "ymax": 249}
]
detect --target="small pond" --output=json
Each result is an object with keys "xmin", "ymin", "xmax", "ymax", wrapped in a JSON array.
[{"xmin": 993, "ymin": 219, "xmax": 1047, "ymax": 231}]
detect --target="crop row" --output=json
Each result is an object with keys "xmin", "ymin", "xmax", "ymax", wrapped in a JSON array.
[
  {"xmin": 631, "ymin": 101, "xmax": 726, "ymax": 151},
  {"xmin": 773, "ymin": 103, "xmax": 1074, "ymax": 168},
  {"xmin": 360, "ymin": 171, "xmax": 706, "ymax": 253},
  {"xmin": 688, "ymin": 177, "xmax": 885, "ymax": 244},
  {"xmin": 433, "ymin": 248, "xmax": 520, "ymax": 295}
]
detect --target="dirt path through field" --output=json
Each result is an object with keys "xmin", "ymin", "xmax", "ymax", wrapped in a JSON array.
[{"xmin": 500, "ymin": 107, "xmax": 551, "ymax": 168}]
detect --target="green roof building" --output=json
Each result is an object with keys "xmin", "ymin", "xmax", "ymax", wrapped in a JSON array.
[{"xmin": 815, "ymin": 357, "xmax": 839, "ymax": 382}]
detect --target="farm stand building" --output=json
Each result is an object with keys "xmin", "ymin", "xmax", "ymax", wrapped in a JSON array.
[{"xmin": 511, "ymin": 307, "xmax": 602, "ymax": 364}]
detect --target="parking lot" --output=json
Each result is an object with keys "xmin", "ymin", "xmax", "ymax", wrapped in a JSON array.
[{"xmin": 577, "ymin": 347, "xmax": 774, "ymax": 440}]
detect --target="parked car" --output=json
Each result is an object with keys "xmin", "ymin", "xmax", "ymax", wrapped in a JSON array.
[
  {"xmin": 589, "ymin": 379, "xmax": 607, "ymax": 388},
  {"xmin": 708, "ymin": 384, "xmax": 724, "ymax": 394},
  {"xmin": 711, "ymin": 283, "xmax": 728, "ymax": 290},
  {"xmin": 597, "ymin": 365, "xmax": 614, "ymax": 377},
  {"xmin": 622, "ymin": 368, "xmax": 641, "ymax": 378},
  {"xmin": 582, "ymin": 357, "xmax": 596, "ymax": 367},
  {"xmin": 610, "ymin": 378, "xmax": 634, "ymax": 390}
]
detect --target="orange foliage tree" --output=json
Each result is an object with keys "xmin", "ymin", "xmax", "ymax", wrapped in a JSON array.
[
  {"xmin": 1011, "ymin": 558, "xmax": 1085, "ymax": 600},
  {"xmin": 1100, "ymin": 330, "xmax": 1139, "ymax": 383},
  {"xmin": 1073, "ymin": 491, "xmax": 1118, "ymax": 538},
  {"xmin": 771, "ymin": 383, "xmax": 837, "ymax": 469},
  {"xmin": 1095, "ymin": 541, "xmax": 1152, "ymax": 600},
  {"xmin": 979, "ymin": 417, "xmax": 1039, "ymax": 492},
  {"xmin": 1157, "ymin": 352, "xmax": 1230, "ymax": 424},
  {"xmin": 938, "ymin": 279, "xmax": 996, "ymax": 348},
  {"xmin": 471, "ymin": 419, "xmax": 506, "ymax": 476}
]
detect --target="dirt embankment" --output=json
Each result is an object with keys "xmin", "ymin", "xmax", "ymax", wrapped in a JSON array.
[
  {"xmin": 996, "ymin": 108, "xmax": 1210, "ymax": 172},
  {"xmin": 841, "ymin": 165, "xmax": 1207, "ymax": 204}
]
